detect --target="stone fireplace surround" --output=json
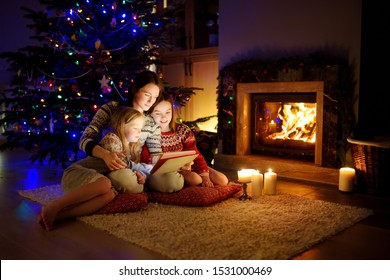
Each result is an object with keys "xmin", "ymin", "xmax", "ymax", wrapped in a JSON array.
[
  {"xmin": 214, "ymin": 80, "xmax": 340, "ymax": 186},
  {"xmin": 236, "ymin": 81, "xmax": 324, "ymax": 165},
  {"xmin": 216, "ymin": 55, "xmax": 353, "ymax": 169}
]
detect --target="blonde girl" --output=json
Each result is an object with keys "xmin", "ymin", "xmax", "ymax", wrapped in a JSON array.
[
  {"xmin": 104, "ymin": 106, "xmax": 154, "ymax": 193},
  {"xmin": 38, "ymin": 107, "xmax": 147, "ymax": 231}
]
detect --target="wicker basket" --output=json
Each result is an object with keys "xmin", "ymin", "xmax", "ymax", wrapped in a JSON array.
[{"xmin": 347, "ymin": 137, "xmax": 390, "ymax": 195}]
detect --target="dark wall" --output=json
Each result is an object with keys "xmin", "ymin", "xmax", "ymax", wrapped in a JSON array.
[
  {"xmin": 0, "ymin": 0, "xmax": 43, "ymax": 84},
  {"xmin": 358, "ymin": 0, "xmax": 390, "ymax": 138}
]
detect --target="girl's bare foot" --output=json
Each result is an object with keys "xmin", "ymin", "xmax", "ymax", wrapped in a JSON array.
[
  {"xmin": 37, "ymin": 213, "xmax": 46, "ymax": 229},
  {"xmin": 37, "ymin": 205, "xmax": 57, "ymax": 231}
]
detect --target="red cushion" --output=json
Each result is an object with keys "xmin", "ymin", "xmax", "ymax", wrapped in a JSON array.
[
  {"xmin": 148, "ymin": 183, "xmax": 242, "ymax": 206},
  {"xmin": 95, "ymin": 192, "xmax": 148, "ymax": 214}
]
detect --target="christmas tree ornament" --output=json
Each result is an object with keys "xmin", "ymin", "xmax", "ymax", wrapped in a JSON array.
[
  {"xmin": 95, "ymin": 38, "xmax": 102, "ymax": 50},
  {"xmin": 71, "ymin": 84, "xmax": 78, "ymax": 92},
  {"xmin": 99, "ymin": 75, "xmax": 110, "ymax": 88},
  {"xmin": 101, "ymin": 85, "xmax": 112, "ymax": 94},
  {"xmin": 34, "ymin": 119, "xmax": 42, "ymax": 126},
  {"xmin": 13, "ymin": 124, "xmax": 22, "ymax": 132},
  {"xmin": 110, "ymin": 17, "xmax": 117, "ymax": 28},
  {"xmin": 49, "ymin": 117, "xmax": 55, "ymax": 134},
  {"xmin": 71, "ymin": 34, "xmax": 78, "ymax": 41}
]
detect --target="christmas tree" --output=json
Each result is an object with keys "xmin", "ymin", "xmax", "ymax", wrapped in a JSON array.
[{"xmin": 0, "ymin": 0, "xmax": 199, "ymax": 167}]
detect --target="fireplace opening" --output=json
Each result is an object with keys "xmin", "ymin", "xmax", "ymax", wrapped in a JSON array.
[
  {"xmin": 251, "ymin": 92, "xmax": 316, "ymax": 160},
  {"xmin": 235, "ymin": 81, "xmax": 325, "ymax": 165}
]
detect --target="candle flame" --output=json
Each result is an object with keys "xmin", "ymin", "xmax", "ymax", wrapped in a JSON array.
[{"xmin": 238, "ymin": 169, "xmax": 258, "ymax": 176}]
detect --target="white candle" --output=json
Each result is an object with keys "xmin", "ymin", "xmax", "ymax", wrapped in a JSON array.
[
  {"xmin": 251, "ymin": 172, "xmax": 264, "ymax": 197},
  {"xmin": 263, "ymin": 169, "xmax": 277, "ymax": 195},
  {"xmin": 237, "ymin": 169, "xmax": 253, "ymax": 183},
  {"xmin": 339, "ymin": 167, "xmax": 355, "ymax": 192}
]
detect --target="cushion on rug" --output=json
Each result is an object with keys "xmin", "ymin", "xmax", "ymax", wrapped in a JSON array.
[
  {"xmin": 95, "ymin": 192, "xmax": 148, "ymax": 214},
  {"xmin": 147, "ymin": 183, "xmax": 242, "ymax": 206}
]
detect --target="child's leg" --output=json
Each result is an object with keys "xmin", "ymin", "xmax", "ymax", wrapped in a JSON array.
[
  {"xmin": 39, "ymin": 176, "xmax": 114, "ymax": 231},
  {"xmin": 108, "ymin": 169, "xmax": 144, "ymax": 193},
  {"xmin": 209, "ymin": 167, "xmax": 229, "ymax": 185},
  {"xmin": 147, "ymin": 172, "xmax": 184, "ymax": 192},
  {"xmin": 181, "ymin": 170, "xmax": 203, "ymax": 186}
]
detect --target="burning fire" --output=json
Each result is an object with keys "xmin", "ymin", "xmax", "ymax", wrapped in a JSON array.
[{"xmin": 267, "ymin": 102, "xmax": 316, "ymax": 143}]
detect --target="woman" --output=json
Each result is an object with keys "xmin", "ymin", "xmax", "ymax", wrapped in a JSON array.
[{"xmin": 79, "ymin": 70, "xmax": 163, "ymax": 171}]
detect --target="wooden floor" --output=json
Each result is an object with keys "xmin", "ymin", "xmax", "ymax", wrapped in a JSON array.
[{"xmin": 1, "ymin": 148, "xmax": 390, "ymax": 260}]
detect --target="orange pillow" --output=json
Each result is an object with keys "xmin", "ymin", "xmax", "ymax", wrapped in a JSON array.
[
  {"xmin": 95, "ymin": 192, "xmax": 148, "ymax": 214},
  {"xmin": 148, "ymin": 183, "xmax": 242, "ymax": 206}
]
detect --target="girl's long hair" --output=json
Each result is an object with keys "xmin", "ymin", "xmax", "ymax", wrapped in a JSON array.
[{"xmin": 111, "ymin": 106, "xmax": 144, "ymax": 163}]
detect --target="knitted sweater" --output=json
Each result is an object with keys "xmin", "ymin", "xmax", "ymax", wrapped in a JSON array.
[
  {"xmin": 141, "ymin": 123, "xmax": 209, "ymax": 174},
  {"xmin": 99, "ymin": 132, "xmax": 153, "ymax": 175},
  {"xmin": 79, "ymin": 101, "xmax": 162, "ymax": 156}
]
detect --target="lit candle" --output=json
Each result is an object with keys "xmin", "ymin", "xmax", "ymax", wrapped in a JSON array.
[
  {"xmin": 263, "ymin": 169, "xmax": 277, "ymax": 195},
  {"xmin": 237, "ymin": 169, "xmax": 253, "ymax": 183},
  {"xmin": 339, "ymin": 167, "xmax": 355, "ymax": 192},
  {"xmin": 251, "ymin": 171, "xmax": 264, "ymax": 197}
]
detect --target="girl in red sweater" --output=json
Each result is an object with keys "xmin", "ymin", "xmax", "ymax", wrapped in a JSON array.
[{"xmin": 142, "ymin": 96, "xmax": 229, "ymax": 187}]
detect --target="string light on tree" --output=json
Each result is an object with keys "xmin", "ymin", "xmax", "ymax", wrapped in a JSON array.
[{"xmin": 0, "ymin": 0, "xmax": 168, "ymax": 167}]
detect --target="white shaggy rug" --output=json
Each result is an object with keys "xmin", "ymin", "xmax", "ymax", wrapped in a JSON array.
[{"xmin": 19, "ymin": 185, "xmax": 373, "ymax": 260}]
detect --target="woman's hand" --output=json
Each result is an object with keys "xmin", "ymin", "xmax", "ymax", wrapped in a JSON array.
[
  {"xmin": 92, "ymin": 145, "xmax": 127, "ymax": 171},
  {"xmin": 134, "ymin": 170, "xmax": 146, "ymax": 184},
  {"xmin": 102, "ymin": 151, "xmax": 127, "ymax": 171}
]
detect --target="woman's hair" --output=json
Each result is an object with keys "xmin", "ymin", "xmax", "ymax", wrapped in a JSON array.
[
  {"xmin": 111, "ymin": 106, "xmax": 145, "ymax": 162},
  {"xmin": 127, "ymin": 70, "xmax": 163, "ymax": 112}
]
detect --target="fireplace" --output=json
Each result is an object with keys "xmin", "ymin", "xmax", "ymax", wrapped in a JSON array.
[
  {"xmin": 217, "ymin": 57, "xmax": 349, "ymax": 168},
  {"xmin": 251, "ymin": 92, "xmax": 317, "ymax": 160},
  {"xmin": 236, "ymin": 81, "xmax": 324, "ymax": 165}
]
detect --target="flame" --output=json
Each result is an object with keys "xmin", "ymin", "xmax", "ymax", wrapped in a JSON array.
[{"xmin": 267, "ymin": 102, "xmax": 316, "ymax": 142}]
